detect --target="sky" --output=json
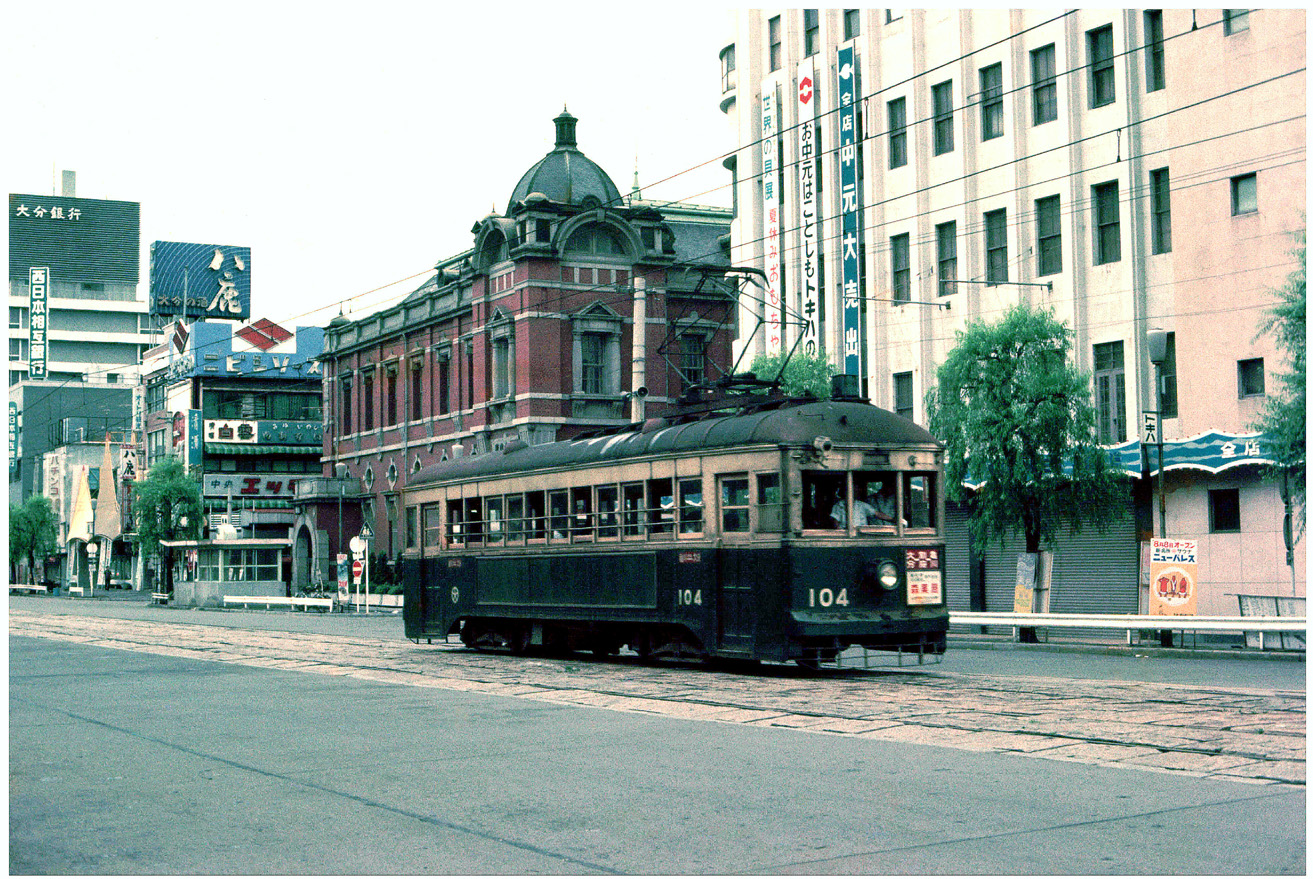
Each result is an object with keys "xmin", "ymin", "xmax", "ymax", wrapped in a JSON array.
[{"xmin": 6, "ymin": 3, "xmax": 736, "ymax": 329}]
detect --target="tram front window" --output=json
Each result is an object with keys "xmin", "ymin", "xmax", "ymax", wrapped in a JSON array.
[
  {"xmin": 903, "ymin": 472, "xmax": 937, "ymax": 528},
  {"xmin": 854, "ymin": 472, "xmax": 897, "ymax": 527},
  {"xmin": 802, "ymin": 471, "xmax": 845, "ymax": 529}
]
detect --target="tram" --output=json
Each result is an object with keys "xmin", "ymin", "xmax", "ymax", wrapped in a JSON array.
[{"xmin": 401, "ymin": 387, "xmax": 947, "ymax": 668}]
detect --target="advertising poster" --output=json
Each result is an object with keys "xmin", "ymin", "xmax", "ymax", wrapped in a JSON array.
[
  {"xmin": 1013, "ymin": 553, "xmax": 1037, "ymax": 613},
  {"xmin": 1149, "ymin": 538, "xmax": 1199, "ymax": 616}
]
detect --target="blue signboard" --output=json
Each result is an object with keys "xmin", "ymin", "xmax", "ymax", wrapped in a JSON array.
[
  {"xmin": 150, "ymin": 241, "xmax": 252, "ymax": 321},
  {"xmin": 837, "ymin": 46, "xmax": 862, "ymax": 377},
  {"xmin": 8, "ymin": 401, "xmax": 17, "ymax": 473}
]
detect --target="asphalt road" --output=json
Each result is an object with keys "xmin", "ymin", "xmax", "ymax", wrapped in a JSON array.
[{"xmin": 8, "ymin": 596, "xmax": 1307, "ymax": 874}]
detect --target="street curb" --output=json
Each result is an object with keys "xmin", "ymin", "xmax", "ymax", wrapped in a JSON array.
[{"xmin": 949, "ymin": 635, "xmax": 1306, "ymax": 662}]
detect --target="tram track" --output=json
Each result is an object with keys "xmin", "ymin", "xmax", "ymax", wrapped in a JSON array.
[{"xmin": 10, "ymin": 608, "xmax": 1304, "ymax": 787}]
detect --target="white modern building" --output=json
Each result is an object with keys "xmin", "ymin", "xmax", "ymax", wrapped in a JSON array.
[{"xmin": 718, "ymin": 8, "xmax": 1304, "ymax": 615}]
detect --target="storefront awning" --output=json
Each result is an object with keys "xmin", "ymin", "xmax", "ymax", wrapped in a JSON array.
[
  {"xmin": 1106, "ymin": 430, "xmax": 1276, "ymax": 477},
  {"xmin": 962, "ymin": 431, "xmax": 1275, "ymax": 489},
  {"xmin": 205, "ymin": 443, "xmax": 322, "ymax": 456}
]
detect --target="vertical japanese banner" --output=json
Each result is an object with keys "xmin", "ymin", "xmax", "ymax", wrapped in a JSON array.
[
  {"xmin": 1149, "ymin": 538, "xmax": 1199, "ymax": 616},
  {"xmin": 761, "ymin": 80, "xmax": 783, "ymax": 354},
  {"xmin": 837, "ymin": 47, "xmax": 863, "ymax": 377},
  {"xmin": 187, "ymin": 410, "xmax": 204, "ymax": 472},
  {"xmin": 796, "ymin": 59, "xmax": 822, "ymax": 356},
  {"xmin": 28, "ymin": 267, "xmax": 49, "ymax": 380},
  {"xmin": 8, "ymin": 401, "xmax": 17, "ymax": 474}
]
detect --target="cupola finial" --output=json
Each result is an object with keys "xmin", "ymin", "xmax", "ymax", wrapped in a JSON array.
[{"xmin": 554, "ymin": 106, "xmax": 578, "ymax": 150}]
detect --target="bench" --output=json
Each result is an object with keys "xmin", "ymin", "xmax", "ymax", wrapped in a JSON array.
[
  {"xmin": 8, "ymin": 584, "xmax": 47, "ymax": 594},
  {"xmin": 223, "ymin": 595, "xmax": 333, "ymax": 612},
  {"xmin": 68, "ymin": 586, "xmax": 85, "ymax": 597},
  {"xmin": 152, "ymin": 592, "xmax": 170, "ymax": 605}
]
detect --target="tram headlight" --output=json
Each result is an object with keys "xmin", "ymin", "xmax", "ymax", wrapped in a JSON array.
[{"xmin": 878, "ymin": 561, "xmax": 899, "ymax": 590}]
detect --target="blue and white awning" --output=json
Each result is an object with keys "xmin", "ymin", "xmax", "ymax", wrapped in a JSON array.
[{"xmin": 1107, "ymin": 430, "xmax": 1276, "ymax": 477}]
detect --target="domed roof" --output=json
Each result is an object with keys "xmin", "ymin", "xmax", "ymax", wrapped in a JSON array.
[{"xmin": 508, "ymin": 109, "xmax": 622, "ymax": 209}]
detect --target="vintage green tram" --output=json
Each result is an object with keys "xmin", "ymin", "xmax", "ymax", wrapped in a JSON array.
[{"xmin": 401, "ymin": 395, "xmax": 947, "ymax": 668}]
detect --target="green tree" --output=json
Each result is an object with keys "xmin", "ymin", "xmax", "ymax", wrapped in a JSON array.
[
  {"xmin": 132, "ymin": 457, "xmax": 203, "ymax": 594},
  {"xmin": 1253, "ymin": 235, "xmax": 1306, "ymax": 541},
  {"xmin": 926, "ymin": 303, "xmax": 1129, "ymax": 556},
  {"xmin": 9, "ymin": 495, "xmax": 57, "ymax": 583},
  {"xmin": 747, "ymin": 349, "xmax": 839, "ymax": 399}
]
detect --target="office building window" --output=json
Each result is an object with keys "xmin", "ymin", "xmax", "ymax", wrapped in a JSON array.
[
  {"xmin": 1092, "ymin": 181, "xmax": 1121, "ymax": 265},
  {"xmin": 410, "ymin": 360, "xmax": 423, "ymax": 421},
  {"xmin": 768, "ymin": 16, "xmax": 782, "ymax": 71},
  {"xmin": 1151, "ymin": 168, "xmax": 1172, "ymax": 254},
  {"xmin": 985, "ymin": 209, "xmax": 1008, "ymax": 284},
  {"xmin": 1036, "ymin": 195, "xmax": 1063, "ymax": 276},
  {"xmin": 1094, "ymin": 341, "xmax": 1126, "ymax": 443},
  {"xmin": 437, "ymin": 355, "xmax": 450, "ymax": 416},
  {"xmin": 932, "ymin": 80, "xmax": 954, "ymax": 155},
  {"xmin": 679, "ymin": 332, "xmax": 707, "ymax": 392},
  {"xmin": 1231, "ymin": 173, "xmax": 1257, "ymax": 215},
  {"xmin": 385, "ymin": 366, "xmax": 398, "ymax": 427},
  {"xmin": 580, "ymin": 332, "xmax": 608, "ymax": 395},
  {"xmin": 979, "ymin": 63, "xmax": 1004, "ymax": 140},
  {"xmin": 492, "ymin": 335, "xmax": 513, "ymax": 399},
  {"xmin": 362, "ymin": 371, "xmax": 375, "ymax": 431},
  {"xmin": 804, "ymin": 9, "xmax": 819, "ymax": 57},
  {"xmin": 887, "ymin": 97, "xmax": 907, "ymax": 169},
  {"xmin": 1238, "ymin": 358, "xmax": 1265, "ymax": 397},
  {"xmin": 340, "ymin": 375, "xmax": 352, "ymax": 434},
  {"xmin": 1223, "ymin": 9, "xmax": 1249, "ymax": 35},
  {"xmin": 1088, "ymin": 25, "xmax": 1116, "ymax": 108},
  {"xmin": 1209, "ymin": 489, "xmax": 1241, "ymax": 533},
  {"xmin": 1158, "ymin": 331, "xmax": 1178, "ymax": 419},
  {"xmin": 8, "ymin": 307, "xmax": 22, "ymax": 329},
  {"xmin": 890, "ymin": 233, "xmax": 910, "ymax": 303},
  {"xmin": 720, "ymin": 45, "xmax": 735, "ymax": 93},
  {"xmin": 1031, "ymin": 44, "xmax": 1058, "ymax": 125},
  {"xmin": 1144, "ymin": 10, "xmax": 1166, "ymax": 92},
  {"xmin": 894, "ymin": 371, "xmax": 914, "ymax": 420},
  {"xmin": 936, "ymin": 221, "xmax": 957, "ymax": 297},
  {"xmin": 844, "ymin": 8, "xmax": 860, "ymax": 40}
]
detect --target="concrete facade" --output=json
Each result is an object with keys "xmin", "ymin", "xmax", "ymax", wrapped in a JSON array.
[{"xmin": 719, "ymin": 9, "xmax": 1305, "ymax": 613}]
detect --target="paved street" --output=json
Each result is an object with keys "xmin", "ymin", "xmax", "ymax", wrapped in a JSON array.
[{"xmin": 9, "ymin": 597, "xmax": 1307, "ymax": 873}]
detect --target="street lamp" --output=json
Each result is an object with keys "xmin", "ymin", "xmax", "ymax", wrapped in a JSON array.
[{"xmin": 335, "ymin": 462, "xmax": 348, "ymax": 603}]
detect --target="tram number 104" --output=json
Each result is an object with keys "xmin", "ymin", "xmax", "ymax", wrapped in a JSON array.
[
  {"xmin": 807, "ymin": 588, "xmax": 850, "ymax": 608},
  {"xmin": 676, "ymin": 589, "xmax": 703, "ymax": 607}
]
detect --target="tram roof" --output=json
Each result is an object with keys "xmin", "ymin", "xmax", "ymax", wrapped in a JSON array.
[{"xmin": 411, "ymin": 399, "xmax": 940, "ymax": 487}]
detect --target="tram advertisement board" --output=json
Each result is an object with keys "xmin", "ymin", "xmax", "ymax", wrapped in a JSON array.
[
  {"xmin": 1149, "ymin": 538, "xmax": 1199, "ymax": 616},
  {"xmin": 906, "ymin": 548, "xmax": 943, "ymax": 605}
]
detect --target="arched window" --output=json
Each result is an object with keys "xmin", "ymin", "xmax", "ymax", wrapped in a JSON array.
[
  {"xmin": 564, "ymin": 224, "xmax": 628, "ymax": 258},
  {"xmin": 480, "ymin": 231, "xmax": 509, "ymax": 266}
]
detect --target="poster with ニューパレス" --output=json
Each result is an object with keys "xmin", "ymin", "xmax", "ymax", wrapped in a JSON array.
[{"xmin": 1149, "ymin": 538, "xmax": 1199, "ymax": 616}]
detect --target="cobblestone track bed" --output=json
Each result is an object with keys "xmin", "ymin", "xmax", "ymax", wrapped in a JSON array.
[{"xmin": 11, "ymin": 610, "xmax": 1304, "ymax": 786}]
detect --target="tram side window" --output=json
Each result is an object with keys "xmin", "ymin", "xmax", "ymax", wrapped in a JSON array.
[
  {"xmin": 464, "ymin": 497, "xmax": 484, "ymax": 543},
  {"xmin": 802, "ymin": 470, "xmax": 846, "ymax": 529},
  {"xmin": 485, "ymin": 496, "xmax": 504, "ymax": 542},
  {"xmin": 622, "ymin": 482, "xmax": 645, "ymax": 535},
  {"xmin": 571, "ymin": 486, "xmax": 593, "ymax": 538},
  {"xmin": 446, "ymin": 499, "xmax": 464, "ymax": 543},
  {"xmin": 679, "ymin": 478, "xmax": 704, "ymax": 535},
  {"xmin": 406, "ymin": 506, "xmax": 419, "ymax": 548},
  {"xmin": 854, "ymin": 472, "xmax": 897, "ymax": 527},
  {"xmin": 526, "ymin": 490, "xmax": 546, "ymax": 540},
  {"xmin": 757, "ymin": 473, "xmax": 783, "ymax": 532},
  {"xmin": 721, "ymin": 475, "xmax": 750, "ymax": 533},
  {"xmin": 506, "ymin": 494, "xmax": 525, "ymax": 541},
  {"xmin": 903, "ymin": 472, "xmax": 937, "ymax": 529},
  {"xmin": 423, "ymin": 504, "xmax": 441, "ymax": 548},
  {"xmin": 648, "ymin": 478, "xmax": 674, "ymax": 534},
  {"xmin": 549, "ymin": 489, "xmax": 570, "ymax": 539},
  {"xmin": 597, "ymin": 485, "xmax": 619, "ymax": 537}
]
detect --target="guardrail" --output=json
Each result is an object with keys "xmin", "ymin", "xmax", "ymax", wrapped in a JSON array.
[
  {"xmin": 223, "ymin": 595, "xmax": 333, "ymax": 612},
  {"xmin": 951, "ymin": 612, "xmax": 1306, "ymax": 651}
]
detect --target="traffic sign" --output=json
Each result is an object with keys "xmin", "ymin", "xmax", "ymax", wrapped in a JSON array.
[
  {"xmin": 359, "ymin": 522, "xmax": 374, "ymax": 540},
  {"xmin": 352, "ymin": 559, "xmax": 363, "ymax": 584}
]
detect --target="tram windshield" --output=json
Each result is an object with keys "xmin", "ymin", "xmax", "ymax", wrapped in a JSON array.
[{"xmin": 802, "ymin": 469, "xmax": 936, "ymax": 532}]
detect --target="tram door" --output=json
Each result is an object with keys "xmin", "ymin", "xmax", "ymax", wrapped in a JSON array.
[{"xmin": 715, "ymin": 549, "xmax": 756, "ymax": 655}]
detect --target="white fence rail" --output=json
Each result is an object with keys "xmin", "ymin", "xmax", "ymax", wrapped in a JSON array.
[{"xmin": 951, "ymin": 612, "xmax": 1306, "ymax": 650}]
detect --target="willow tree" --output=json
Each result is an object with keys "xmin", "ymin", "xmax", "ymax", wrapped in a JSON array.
[
  {"xmin": 748, "ymin": 349, "xmax": 839, "ymax": 399},
  {"xmin": 132, "ymin": 457, "xmax": 203, "ymax": 593},
  {"xmin": 926, "ymin": 303, "xmax": 1129, "ymax": 557}
]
